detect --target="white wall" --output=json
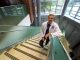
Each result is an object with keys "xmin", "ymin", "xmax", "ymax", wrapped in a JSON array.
[{"xmin": 18, "ymin": 14, "xmax": 31, "ymax": 26}]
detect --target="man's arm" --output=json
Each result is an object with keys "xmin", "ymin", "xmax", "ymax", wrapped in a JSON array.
[
  {"xmin": 45, "ymin": 23, "xmax": 62, "ymax": 39},
  {"xmin": 51, "ymin": 23, "xmax": 62, "ymax": 36},
  {"xmin": 41, "ymin": 23, "xmax": 44, "ymax": 37}
]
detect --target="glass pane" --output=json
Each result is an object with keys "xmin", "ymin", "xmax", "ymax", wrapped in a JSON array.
[
  {"xmin": 51, "ymin": 6, "xmax": 56, "ymax": 11},
  {"xmin": 76, "ymin": 16, "xmax": 80, "ymax": 20},
  {"xmin": 56, "ymin": 6, "xmax": 62, "ymax": 9},
  {"xmin": 4, "ymin": 6, "xmax": 13, "ymax": 15},
  {"xmin": 65, "ymin": 11, "xmax": 69, "ymax": 15},
  {"xmin": 52, "ymin": 0, "xmax": 57, "ymax": 1},
  {"xmin": 0, "ymin": 4, "xmax": 26, "ymax": 16},
  {"xmin": 58, "ymin": 0, "xmax": 65, "ymax": 5},
  {"xmin": 77, "ymin": 12, "xmax": 80, "ymax": 16},
  {"xmin": 79, "ymin": 9, "xmax": 80, "ymax": 12},
  {"xmin": 71, "ymin": 11, "xmax": 77, "ymax": 14},
  {"xmin": 40, "ymin": 0, "xmax": 65, "ymax": 15},
  {"xmin": 50, "ymin": 11, "xmax": 55, "ymax": 14},
  {"xmin": 71, "ymin": 6, "xmax": 79, "ymax": 12},
  {"xmin": 56, "ymin": 10, "xmax": 62, "ymax": 14},
  {"xmin": 70, "ymin": 14, "xmax": 75, "ymax": 17},
  {"xmin": 40, "ymin": 0, "xmax": 57, "ymax": 2},
  {"xmin": 11, "ymin": 6, "xmax": 17, "ymax": 15},
  {"xmin": 74, "ymin": 2, "xmax": 80, "ymax": 6},
  {"xmin": 66, "ymin": 7, "xmax": 72, "ymax": 11},
  {"xmin": 65, "ymin": 0, "xmax": 80, "ymax": 22}
]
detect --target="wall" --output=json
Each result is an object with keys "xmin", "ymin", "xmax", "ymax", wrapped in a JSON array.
[{"xmin": 59, "ymin": 16, "xmax": 80, "ymax": 59}]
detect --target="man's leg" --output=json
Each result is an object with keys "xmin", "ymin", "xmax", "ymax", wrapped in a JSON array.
[
  {"xmin": 45, "ymin": 37, "xmax": 49, "ymax": 45},
  {"xmin": 39, "ymin": 37, "xmax": 45, "ymax": 48}
]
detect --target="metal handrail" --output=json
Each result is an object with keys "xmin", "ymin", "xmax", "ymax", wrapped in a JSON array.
[
  {"xmin": 0, "ymin": 25, "xmax": 40, "ymax": 33},
  {"xmin": 0, "ymin": 25, "xmax": 40, "ymax": 27},
  {"xmin": 48, "ymin": 35, "xmax": 72, "ymax": 60}
]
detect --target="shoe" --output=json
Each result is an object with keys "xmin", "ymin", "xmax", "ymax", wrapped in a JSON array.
[
  {"xmin": 39, "ymin": 40, "xmax": 44, "ymax": 48},
  {"xmin": 44, "ymin": 45, "xmax": 48, "ymax": 50}
]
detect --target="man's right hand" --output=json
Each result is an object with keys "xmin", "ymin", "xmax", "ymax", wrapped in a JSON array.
[{"xmin": 42, "ymin": 37, "xmax": 45, "ymax": 41}]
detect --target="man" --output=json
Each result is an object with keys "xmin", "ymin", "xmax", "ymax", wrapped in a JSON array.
[{"xmin": 39, "ymin": 14, "xmax": 62, "ymax": 48}]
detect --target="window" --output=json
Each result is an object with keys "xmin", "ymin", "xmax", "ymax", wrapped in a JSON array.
[
  {"xmin": 1, "ymin": 4, "xmax": 25, "ymax": 16},
  {"xmin": 65, "ymin": 0, "xmax": 80, "ymax": 21},
  {"xmin": 40, "ymin": 0, "xmax": 65, "ymax": 15}
]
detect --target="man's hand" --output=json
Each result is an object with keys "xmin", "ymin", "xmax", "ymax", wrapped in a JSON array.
[
  {"xmin": 45, "ymin": 33, "xmax": 51, "ymax": 39},
  {"xmin": 42, "ymin": 37, "xmax": 45, "ymax": 41}
]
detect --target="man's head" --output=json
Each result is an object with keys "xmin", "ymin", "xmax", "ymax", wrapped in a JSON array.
[{"xmin": 48, "ymin": 14, "xmax": 55, "ymax": 24}]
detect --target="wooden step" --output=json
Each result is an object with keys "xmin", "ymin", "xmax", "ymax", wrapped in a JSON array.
[
  {"xmin": 30, "ymin": 38, "xmax": 40, "ymax": 40},
  {"xmin": 25, "ymin": 41, "xmax": 48, "ymax": 51},
  {"xmin": 16, "ymin": 45, "xmax": 47, "ymax": 60},
  {"xmin": 26, "ymin": 40, "xmax": 48, "ymax": 51},
  {"xmin": 7, "ymin": 48, "xmax": 35, "ymax": 60},
  {"xmin": 27, "ymin": 40, "xmax": 39, "ymax": 44},
  {"xmin": 31, "ymin": 37, "xmax": 41, "ymax": 39},
  {"xmin": 29, "ymin": 38, "xmax": 41, "ymax": 41},
  {"xmin": 26, "ymin": 40, "xmax": 40, "ymax": 47},
  {"xmin": 22, "ymin": 43, "xmax": 47, "ymax": 55},
  {"xmin": 29, "ymin": 39, "xmax": 40, "ymax": 43},
  {"xmin": 0, "ymin": 51, "xmax": 12, "ymax": 60},
  {"xmin": 31, "ymin": 38, "xmax": 41, "ymax": 40}
]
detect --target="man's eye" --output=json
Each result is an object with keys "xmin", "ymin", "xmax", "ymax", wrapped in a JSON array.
[{"xmin": 48, "ymin": 17, "xmax": 54, "ymax": 19}]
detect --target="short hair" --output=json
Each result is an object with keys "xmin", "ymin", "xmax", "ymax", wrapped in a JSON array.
[{"xmin": 48, "ymin": 14, "xmax": 55, "ymax": 18}]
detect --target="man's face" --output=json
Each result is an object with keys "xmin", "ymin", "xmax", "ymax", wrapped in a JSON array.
[{"xmin": 48, "ymin": 15, "xmax": 55, "ymax": 24}]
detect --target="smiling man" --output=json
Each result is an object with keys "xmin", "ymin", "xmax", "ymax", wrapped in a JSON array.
[{"xmin": 39, "ymin": 14, "xmax": 62, "ymax": 48}]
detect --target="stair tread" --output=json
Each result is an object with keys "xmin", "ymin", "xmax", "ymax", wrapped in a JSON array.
[
  {"xmin": 8, "ymin": 48, "xmax": 35, "ymax": 60},
  {"xmin": 0, "ymin": 52, "xmax": 12, "ymax": 60},
  {"xmin": 26, "ymin": 41, "xmax": 40, "ymax": 47},
  {"xmin": 28, "ymin": 40, "xmax": 39, "ymax": 43},
  {"xmin": 22, "ymin": 42, "xmax": 47, "ymax": 54},
  {"xmin": 16, "ymin": 45, "xmax": 47, "ymax": 60},
  {"xmin": 27, "ymin": 40, "xmax": 39, "ymax": 45}
]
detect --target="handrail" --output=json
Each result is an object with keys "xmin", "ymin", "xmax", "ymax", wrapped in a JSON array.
[
  {"xmin": 0, "ymin": 25, "xmax": 39, "ymax": 32},
  {"xmin": 0, "ymin": 29, "xmax": 39, "ymax": 33},
  {"xmin": 0, "ymin": 26, "xmax": 40, "ymax": 36},
  {"xmin": 48, "ymin": 35, "xmax": 72, "ymax": 60},
  {"xmin": 0, "ymin": 25, "xmax": 40, "ymax": 27}
]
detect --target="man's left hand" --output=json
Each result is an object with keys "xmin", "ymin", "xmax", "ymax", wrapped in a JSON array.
[{"xmin": 45, "ymin": 33, "xmax": 51, "ymax": 39}]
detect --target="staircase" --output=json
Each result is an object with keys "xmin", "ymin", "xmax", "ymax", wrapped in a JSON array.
[{"xmin": 0, "ymin": 34, "xmax": 48, "ymax": 60}]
